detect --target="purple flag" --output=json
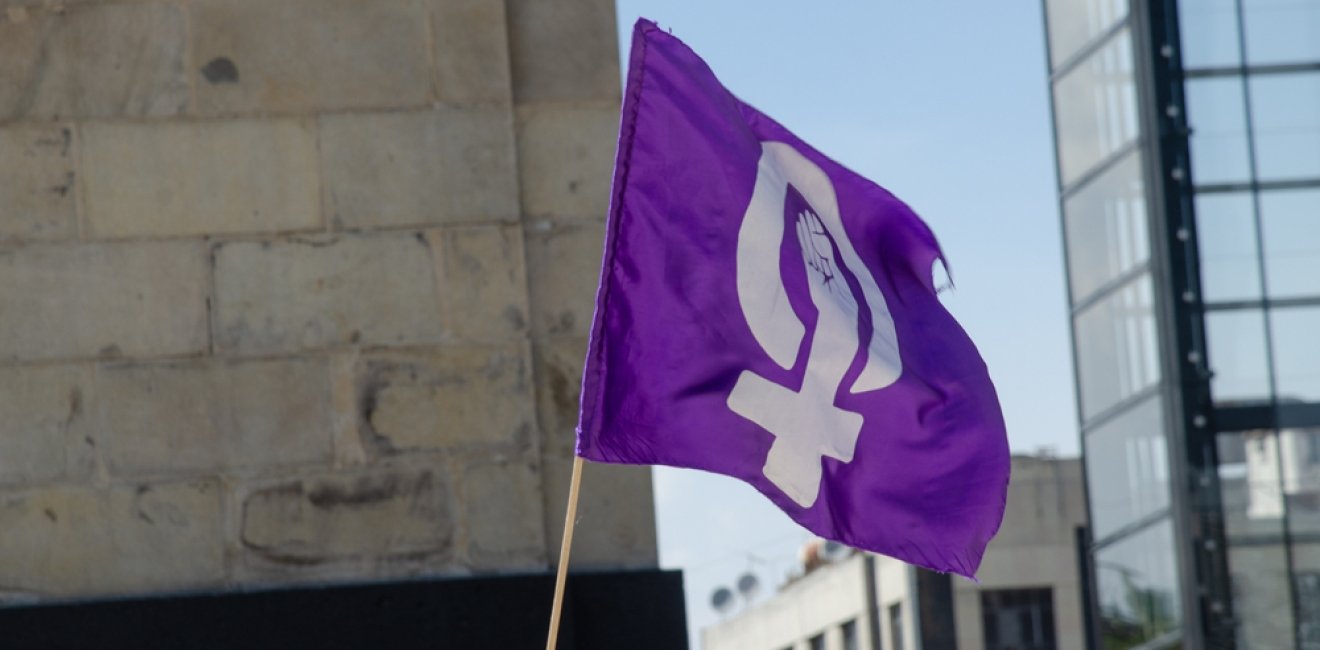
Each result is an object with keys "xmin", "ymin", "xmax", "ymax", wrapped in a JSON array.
[{"xmin": 576, "ymin": 19, "xmax": 1009, "ymax": 578}]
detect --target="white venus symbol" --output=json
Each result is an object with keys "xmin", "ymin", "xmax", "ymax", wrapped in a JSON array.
[{"xmin": 727, "ymin": 142, "xmax": 903, "ymax": 508}]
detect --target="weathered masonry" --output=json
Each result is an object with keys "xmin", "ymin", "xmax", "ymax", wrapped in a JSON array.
[{"xmin": 0, "ymin": 2, "xmax": 682, "ymax": 644}]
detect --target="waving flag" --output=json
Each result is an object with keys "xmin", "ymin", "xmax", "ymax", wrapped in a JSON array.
[{"xmin": 576, "ymin": 19, "xmax": 1010, "ymax": 578}]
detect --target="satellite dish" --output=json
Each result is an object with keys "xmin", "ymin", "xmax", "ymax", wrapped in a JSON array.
[
  {"xmin": 736, "ymin": 572, "xmax": 760, "ymax": 601},
  {"xmin": 711, "ymin": 587, "xmax": 735, "ymax": 615}
]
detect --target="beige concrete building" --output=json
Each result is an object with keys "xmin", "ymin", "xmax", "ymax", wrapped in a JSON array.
[
  {"xmin": 0, "ymin": 1, "xmax": 677, "ymax": 641},
  {"xmin": 704, "ymin": 455, "xmax": 1087, "ymax": 650}
]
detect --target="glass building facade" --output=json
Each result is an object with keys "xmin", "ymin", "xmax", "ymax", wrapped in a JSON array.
[{"xmin": 1044, "ymin": 0, "xmax": 1320, "ymax": 648}]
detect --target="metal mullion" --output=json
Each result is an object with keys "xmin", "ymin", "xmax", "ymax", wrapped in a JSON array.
[
  {"xmin": 1091, "ymin": 508, "xmax": 1174, "ymax": 551},
  {"xmin": 1186, "ymin": 60, "xmax": 1320, "ymax": 79},
  {"xmin": 1204, "ymin": 295, "xmax": 1320, "ymax": 312},
  {"xmin": 1070, "ymin": 263, "xmax": 1152, "ymax": 316},
  {"xmin": 1196, "ymin": 177, "xmax": 1320, "ymax": 195},
  {"xmin": 1216, "ymin": 402, "xmax": 1320, "ymax": 431},
  {"xmin": 1080, "ymin": 383, "xmax": 1164, "ymax": 434},
  {"xmin": 1230, "ymin": 531, "xmax": 1320, "ymax": 547},
  {"xmin": 1059, "ymin": 140, "xmax": 1144, "ymax": 198}
]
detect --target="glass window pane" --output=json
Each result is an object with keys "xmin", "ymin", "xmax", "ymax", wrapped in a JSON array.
[
  {"xmin": 1242, "ymin": 0, "xmax": 1320, "ymax": 65},
  {"xmin": 1075, "ymin": 275, "xmax": 1161, "ymax": 420},
  {"xmin": 1045, "ymin": 0, "xmax": 1129, "ymax": 69},
  {"xmin": 1178, "ymin": 0, "xmax": 1243, "ymax": 69},
  {"xmin": 981, "ymin": 589, "xmax": 1058, "ymax": 650},
  {"xmin": 1272, "ymin": 306, "xmax": 1320, "ymax": 403},
  {"xmin": 1065, "ymin": 152, "xmax": 1150, "ymax": 302},
  {"xmin": 1297, "ymin": 571, "xmax": 1320, "ymax": 650},
  {"xmin": 1260, "ymin": 189, "xmax": 1320, "ymax": 300},
  {"xmin": 1196, "ymin": 192, "xmax": 1262, "ymax": 303},
  {"xmin": 1251, "ymin": 72, "xmax": 1320, "ymax": 182},
  {"xmin": 1217, "ymin": 431, "xmax": 1296, "ymax": 649},
  {"xmin": 841, "ymin": 619, "xmax": 859, "ymax": 650},
  {"xmin": 889, "ymin": 604, "xmax": 905, "ymax": 650},
  {"xmin": 1084, "ymin": 395, "xmax": 1171, "ymax": 540},
  {"xmin": 1206, "ymin": 308, "xmax": 1272, "ymax": 404},
  {"xmin": 1186, "ymin": 77, "xmax": 1252, "ymax": 185},
  {"xmin": 1095, "ymin": 519, "xmax": 1183, "ymax": 647},
  {"xmin": 1053, "ymin": 31, "xmax": 1140, "ymax": 186}
]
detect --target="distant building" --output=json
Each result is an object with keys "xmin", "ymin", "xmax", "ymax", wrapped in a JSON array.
[
  {"xmin": 704, "ymin": 455, "xmax": 1087, "ymax": 650},
  {"xmin": 1042, "ymin": 0, "xmax": 1320, "ymax": 647}
]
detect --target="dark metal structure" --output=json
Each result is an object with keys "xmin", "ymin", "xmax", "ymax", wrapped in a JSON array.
[{"xmin": 0, "ymin": 569, "xmax": 687, "ymax": 650}]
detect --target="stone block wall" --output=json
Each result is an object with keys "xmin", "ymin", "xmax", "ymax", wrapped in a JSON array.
[{"xmin": 0, "ymin": 0, "xmax": 656, "ymax": 601}]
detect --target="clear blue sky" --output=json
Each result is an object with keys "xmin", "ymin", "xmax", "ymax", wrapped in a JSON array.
[{"xmin": 609, "ymin": 2, "xmax": 1077, "ymax": 646}]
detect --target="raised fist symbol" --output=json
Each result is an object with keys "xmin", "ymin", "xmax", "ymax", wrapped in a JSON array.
[{"xmin": 728, "ymin": 142, "xmax": 902, "ymax": 507}]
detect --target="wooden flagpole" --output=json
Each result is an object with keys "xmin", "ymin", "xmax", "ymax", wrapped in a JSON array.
[{"xmin": 545, "ymin": 455, "xmax": 585, "ymax": 650}]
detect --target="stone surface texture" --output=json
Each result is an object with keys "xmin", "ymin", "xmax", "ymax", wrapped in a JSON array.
[
  {"xmin": 516, "ymin": 104, "xmax": 618, "ymax": 219},
  {"xmin": 0, "ymin": 0, "xmax": 654, "ymax": 600},
  {"xmin": 319, "ymin": 109, "xmax": 518, "ymax": 229},
  {"xmin": 0, "ymin": 124, "xmax": 78, "ymax": 241},
  {"xmin": 0, "ymin": 4, "xmax": 190, "ymax": 121},
  {"xmin": 212, "ymin": 233, "xmax": 446, "ymax": 354},
  {"xmin": 189, "ymin": 0, "xmax": 431, "ymax": 115},
  {"xmin": 0, "ymin": 241, "xmax": 209, "ymax": 362},
  {"xmin": 82, "ymin": 120, "xmax": 321, "ymax": 238}
]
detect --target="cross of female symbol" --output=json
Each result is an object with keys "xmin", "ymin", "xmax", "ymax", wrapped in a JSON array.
[{"xmin": 727, "ymin": 142, "xmax": 902, "ymax": 508}]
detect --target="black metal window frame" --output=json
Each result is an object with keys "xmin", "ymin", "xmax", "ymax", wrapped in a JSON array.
[
  {"xmin": 1130, "ymin": 0, "xmax": 1237, "ymax": 647},
  {"xmin": 981, "ymin": 587, "xmax": 1059, "ymax": 650}
]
